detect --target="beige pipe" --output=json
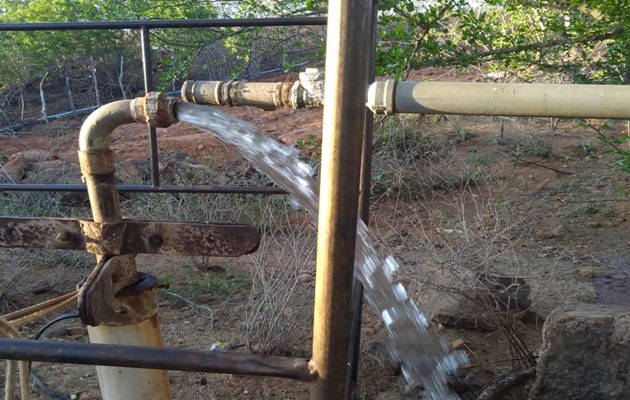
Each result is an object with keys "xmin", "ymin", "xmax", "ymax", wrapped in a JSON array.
[
  {"xmin": 79, "ymin": 100, "xmax": 133, "ymax": 224},
  {"xmin": 87, "ymin": 315, "xmax": 170, "ymax": 400},
  {"xmin": 367, "ymin": 80, "xmax": 630, "ymax": 118}
]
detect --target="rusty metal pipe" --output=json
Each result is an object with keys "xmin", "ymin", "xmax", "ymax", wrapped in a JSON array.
[
  {"xmin": 78, "ymin": 93, "xmax": 176, "ymax": 224},
  {"xmin": 78, "ymin": 93, "xmax": 178, "ymax": 400},
  {"xmin": 310, "ymin": 0, "xmax": 371, "ymax": 397},
  {"xmin": 79, "ymin": 100, "xmax": 134, "ymax": 224},
  {"xmin": 367, "ymin": 80, "xmax": 630, "ymax": 118},
  {"xmin": 181, "ymin": 69, "xmax": 324, "ymax": 111},
  {"xmin": 0, "ymin": 338, "xmax": 316, "ymax": 381}
]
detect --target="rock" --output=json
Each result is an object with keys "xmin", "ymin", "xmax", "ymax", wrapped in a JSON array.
[
  {"xmin": 579, "ymin": 268, "xmax": 596, "ymax": 278},
  {"xmin": 26, "ymin": 160, "xmax": 78, "ymax": 184},
  {"xmin": 451, "ymin": 338, "xmax": 466, "ymax": 350},
  {"xmin": 475, "ymin": 273, "xmax": 531, "ymax": 311},
  {"xmin": 534, "ymin": 229, "xmax": 555, "ymax": 239},
  {"xmin": 531, "ymin": 303, "xmax": 630, "ymax": 399},
  {"xmin": 196, "ymin": 294, "xmax": 215, "ymax": 304},
  {"xmin": 116, "ymin": 158, "xmax": 151, "ymax": 183},
  {"xmin": 277, "ymin": 127, "xmax": 321, "ymax": 146},
  {"xmin": 1, "ymin": 155, "xmax": 26, "ymax": 181},
  {"xmin": 368, "ymin": 340, "xmax": 402, "ymax": 375},
  {"xmin": 297, "ymin": 273, "xmax": 315, "ymax": 283},
  {"xmin": 433, "ymin": 309, "xmax": 497, "ymax": 331},
  {"xmin": 362, "ymin": 327, "xmax": 376, "ymax": 336},
  {"xmin": 17, "ymin": 150, "xmax": 54, "ymax": 163},
  {"xmin": 463, "ymin": 369, "xmax": 495, "ymax": 388},
  {"xmin": 585, "ymin": 221, "xmax": 602, "ymax": 228}
]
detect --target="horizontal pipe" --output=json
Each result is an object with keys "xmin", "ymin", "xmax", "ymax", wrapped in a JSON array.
[
  {"xmin": 0, "ymin": 17, "xmax": 327, "ymax": 32},
  {"xmin": 0, "ymin": 338, "xmax": 316, "ymax": 382},
  {"xmin": 367, "ymin": 80, "xmax": 630, "ymax": 119},
  {"xmin": 0, "ymin": 184, "xmax": 288, "ymax": 194},
  {"xmin": 182, "ymin": 80, "xmax": 295, "ymax": 110},
  {"xmin": 182, "ymin": 69, "xmax": 324, "ymax": 110}
]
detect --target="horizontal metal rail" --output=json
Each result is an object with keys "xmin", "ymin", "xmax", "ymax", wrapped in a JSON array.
[
  {"xmin": 0, "ymin": 338, "xmax": 315, "ymax": 381},
  {"xmin": 0, "ymin": 17, "xmax": 328, "ymax": 31},
  {"xmin": 0, "ymin": 183, "xmax": 288, "ymax": 194}
]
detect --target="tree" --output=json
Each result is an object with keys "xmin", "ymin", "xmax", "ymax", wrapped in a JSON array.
[{"xmin": 376, "ymin": 0, "xmax": 630, "ymax": 83}]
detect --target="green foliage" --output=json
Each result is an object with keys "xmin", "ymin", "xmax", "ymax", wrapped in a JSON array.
[
  {"xmin": 186, "ymin": 271, "xmax": 251, "ymax": 299},
  {"xmin": 580, "ymin": 119, "xmax": 630, "ymax": 173},
  {"xmin": 376, "ymin": 0, "xmax": 630, "ymax": 82},
  {"xmin": 574, "ymin": 139, "xmax": 598, "ymax": 159},
  {"xmin": 466, "ymin": 153, "xmax": 490, "ymax": 166},
  {"xmin": 295, "ymin": 134, "xmax": 321, "ymax": 161},
  {"xmin": 452, "ymin": 129, "xmax": 477, "ymax": 144},
  {"xmin": 501, "ymin": 134, "xmax": 552, "ymax": 158},
  {"xmin": 583, "ymin": 203, "xmax": 615, "ymax": 217}
]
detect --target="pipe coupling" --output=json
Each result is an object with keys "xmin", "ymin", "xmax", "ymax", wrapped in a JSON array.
[
  {"xmin": 366, "ymin": 79, "xmax": 396, "ymax": 115},
  {"xmin": 130, "ymin": 92, "xmax": 178, "ymax": 128}
]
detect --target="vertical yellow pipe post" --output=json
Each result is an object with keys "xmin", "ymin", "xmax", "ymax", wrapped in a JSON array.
[{"xmin": 311, "ymin": 0, "xmax": 372, "ymax": 397}]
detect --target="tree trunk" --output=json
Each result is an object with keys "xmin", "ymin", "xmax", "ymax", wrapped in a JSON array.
[
  {"xmin": 0, "ymin": 106, "xmax": 11, "ymax": 127},
  {"xmin": 119, "ymin": 55, "xmax": 127, "ymax": 99},
  {"xmin": 0, "ymin": 92, "xmax": 11, "ymax": 126},
  {"xmin": 19, "ymin": 87, "xmax": 25, "ymax": 122},
  {"xmin": 90, "ymin": 54, "xmax": 100, "ymax": 106},
  {"xmin": 64, "ymin": 63, "xmax": 76, "ymax": 112},
  {"xmin": 39, "ymin": 71, "xmax": 49, "ymax": 124}
]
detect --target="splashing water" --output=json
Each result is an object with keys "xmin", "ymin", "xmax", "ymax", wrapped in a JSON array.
[{"xmin": 175, "ymin": 102, "xmax": 467, "ymax": 399}]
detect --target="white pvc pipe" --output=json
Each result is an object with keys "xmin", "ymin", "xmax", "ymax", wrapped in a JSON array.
[
  {"xmin": 87, "ymin": 315, "xmax": 171, "ymax": 400},
  {"xmin": 367, "ymin": 80, "xmax": 630, "ymax": 119}
]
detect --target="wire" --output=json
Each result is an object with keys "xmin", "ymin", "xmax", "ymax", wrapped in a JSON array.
[
  {"xmin": 34, "ymin": 314, "xmax": 80, "ymax": 341},
  {"xmin": 30, "ymin": 313, "xmax": 81, "ymax": 400}
]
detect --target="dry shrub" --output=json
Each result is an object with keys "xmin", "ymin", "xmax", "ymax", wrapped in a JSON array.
[
  {"xmin": 371, "ymin": 115, "xmax": 481, "ymax": 202},
  {"xmin": 371, "ymin": 176, "xmax": 542, "ymax": 367},
  {"xmin": 243, "ymin": 198, "xmax": 316, "ymax": 356}
]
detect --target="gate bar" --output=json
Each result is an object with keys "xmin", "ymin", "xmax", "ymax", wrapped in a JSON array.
[
  {"xmin": 0, "ymin": 183, "xmax": 288, "ymax": 194},
  {"xmin": 0, "ymin": 338, "xmax": 315, "ymax": 381},
  {"xmin": 310, "ymin": 0, "xmax": 371, "ymax": 397},
  {"xmin": 0, "ymin": 17, "xmax": 327, "ymax": 31}
]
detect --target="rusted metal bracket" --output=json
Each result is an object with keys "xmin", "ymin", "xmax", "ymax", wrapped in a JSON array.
[
  {"xmin": 0, "ymin": 217, "xmax": 260, "ymax": 256},
  {"xmin": 78, "ymin": 255, "xmax": 158, "ymax": 326}
]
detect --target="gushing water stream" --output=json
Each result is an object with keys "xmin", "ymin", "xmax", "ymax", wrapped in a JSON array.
[{"xmin": 175, "ymin": 102, "xmax": 467, "ymax": 399}]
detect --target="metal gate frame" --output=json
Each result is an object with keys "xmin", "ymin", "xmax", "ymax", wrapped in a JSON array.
[{"xmin": 0, "ymin": 2, "xmax": 376, "ymax": 398}]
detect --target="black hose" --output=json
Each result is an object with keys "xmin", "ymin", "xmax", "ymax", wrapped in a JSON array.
[{"xmin": 30, "ymin": 313, "xmax": 81, "ymax": 400}]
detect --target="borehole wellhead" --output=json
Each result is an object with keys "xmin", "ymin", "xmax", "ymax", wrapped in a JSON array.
[
  {"xmin": 181, "ymin": 68, "xmax": 325, "ymax": 110},
  {"xmin": 130, "ymin": 91, "xmax": 178, "ymax": 127}
]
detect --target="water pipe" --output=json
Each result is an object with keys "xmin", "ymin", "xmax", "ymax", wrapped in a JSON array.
[
  {"xmin": 182, "ymin": 76, "xmax": 630, "ymax": 120},
  {"xmin": 181, "ymin": 68, "xmax": 324, "ymax": 110},
  {"xmin": 367, "ymin": 80, "xmax": 630, "ymax": 118},
  {"xmin": 78, "ymin": 92, "xmax": 177, "ymax": 400}
]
